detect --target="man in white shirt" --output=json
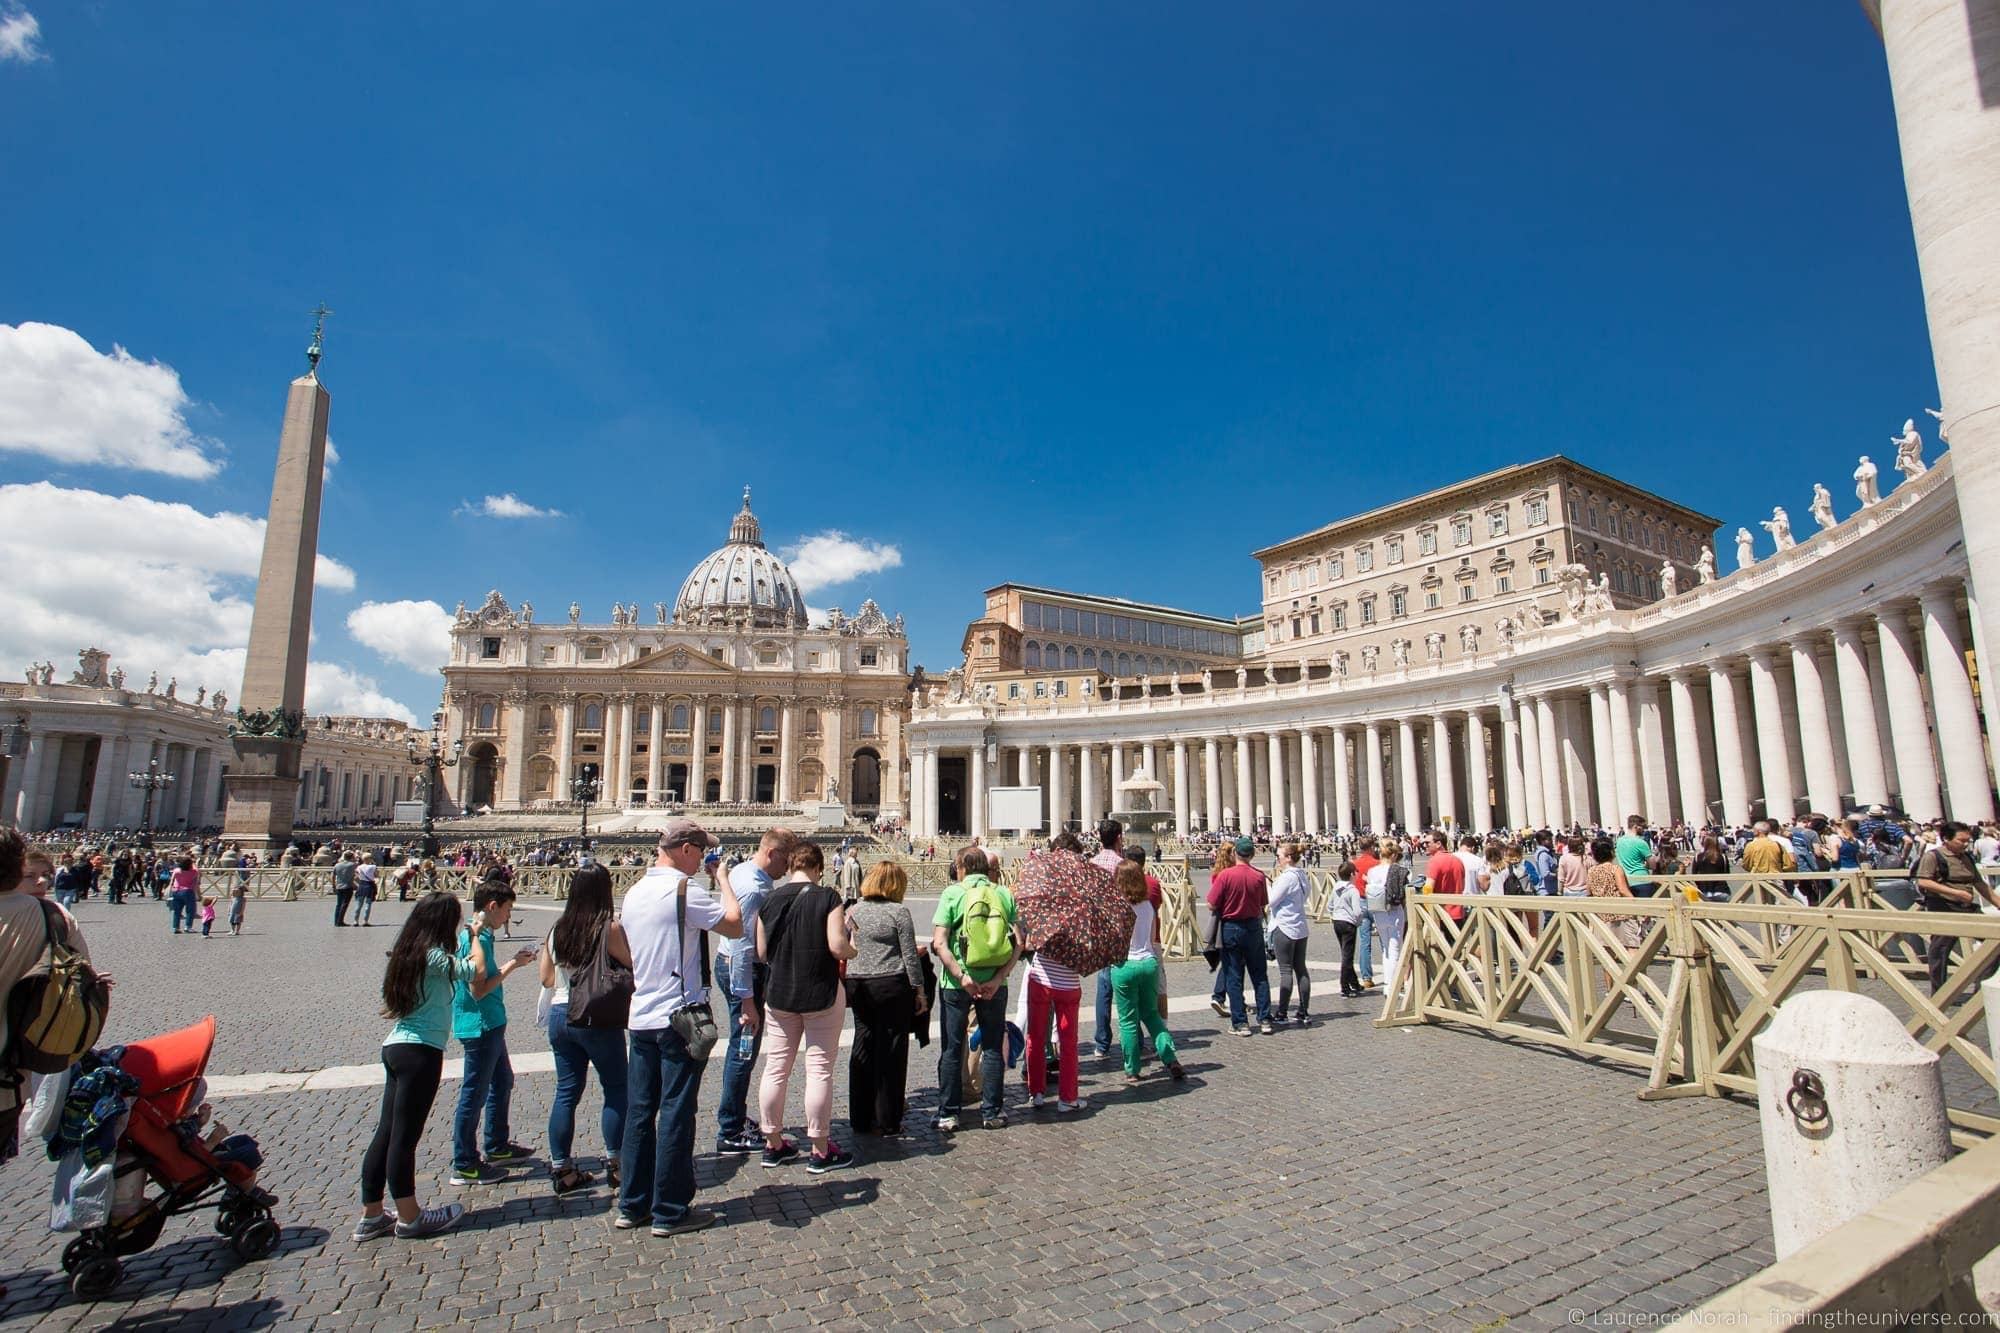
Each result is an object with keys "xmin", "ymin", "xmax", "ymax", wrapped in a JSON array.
[
  {"xmin": 617, "ymin": 819, "xmax": 743, "ymax": 1237},
  {"xmin": 714, "ymin": 828, "xmax": 795, "ymax": 1155},
  {"xmin": 1455, "ymin": 835, "xmax": 1488, "ymax": 896}
]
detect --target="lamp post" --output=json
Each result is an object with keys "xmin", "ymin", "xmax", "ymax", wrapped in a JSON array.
[
  {"xmin": 405, "ymin": 711, "xmax": 462, "ymax": 859},
  {"xmin": 128, "ymin": 755, "xmax": 176, "ymax": 834},
  {"xmin": 571, "ymin": 770, "xmax": 600, "ymax": 850}
]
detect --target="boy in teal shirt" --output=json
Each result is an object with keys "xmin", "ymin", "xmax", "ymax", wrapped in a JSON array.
[{"xmin": 450, "ymin": 881, "xmax": 538, "ymax": 1184}]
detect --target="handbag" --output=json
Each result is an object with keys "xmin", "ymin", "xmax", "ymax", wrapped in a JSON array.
[
  {"xmin": 566, "ymin": 918, "xmax": 634, "ymax": 1030},
  {"xmin": 667, "ymin": 877, "xmax": 721, "ymax": 1059},
  {"xmin": 1201, "ymin": 912, "xmax": 1223, "ymax": 972}
]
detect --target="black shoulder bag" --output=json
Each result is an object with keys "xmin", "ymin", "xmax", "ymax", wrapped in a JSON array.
[
  {"xmin": 566, "ymin": 917, "xmax": 634, "ymax": 1030},
  {"xmin": 669, "ymin": 877, "xmax": 722, "ymax": 1059}
]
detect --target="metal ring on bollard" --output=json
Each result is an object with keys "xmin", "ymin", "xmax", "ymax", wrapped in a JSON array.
[{"xmin": 1786, "ymin": 1068, "xmax": 1829, "ymax": 1126}]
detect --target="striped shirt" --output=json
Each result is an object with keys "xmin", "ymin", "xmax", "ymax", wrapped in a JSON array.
[{"xmin": 1026, "ymin": 952, "xmax": 1081, "ymax": 990}]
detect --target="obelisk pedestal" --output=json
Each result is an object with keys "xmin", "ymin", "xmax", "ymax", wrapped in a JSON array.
[{"xmin": 222, "ymin": 333, "xmax": 332, "ymax": 851}]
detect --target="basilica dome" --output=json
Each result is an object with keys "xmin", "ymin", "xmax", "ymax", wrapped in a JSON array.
[{"xmin": 674, "ymin": 488, "xmax": 808, "ymax": 630}]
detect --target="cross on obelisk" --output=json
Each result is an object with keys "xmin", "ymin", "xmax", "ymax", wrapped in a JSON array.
[{"xmin": 221, "ymin": 308, "xmax": 334, "ymax": 850}]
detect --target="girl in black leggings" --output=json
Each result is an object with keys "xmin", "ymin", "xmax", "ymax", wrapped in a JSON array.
[{"xmin": 353, "ymin": 892, "xmax": 476, "ymax": 1242}]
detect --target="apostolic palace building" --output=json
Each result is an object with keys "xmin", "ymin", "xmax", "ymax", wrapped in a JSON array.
[
  {"xmin": 908, "ymin": 448, "xmax": 1995, "ymax": 840},
  {"xmin": 439, "ymin": 490, "xmax": 911, "ymax": 820}
]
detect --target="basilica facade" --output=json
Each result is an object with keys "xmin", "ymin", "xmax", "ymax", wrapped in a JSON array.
[{"xmin": 441, "ymin": 491, "xmax": 910, "ymax": 819}]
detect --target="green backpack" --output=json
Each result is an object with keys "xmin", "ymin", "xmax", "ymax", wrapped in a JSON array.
[{"xmin": 956, "ymin": 880, "xmax": 1013, "ymax": 972}]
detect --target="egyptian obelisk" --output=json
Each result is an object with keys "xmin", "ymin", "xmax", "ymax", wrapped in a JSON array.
[{"xmin": 221, "ymin": 309, "xmax": 333, "ymax": 850}]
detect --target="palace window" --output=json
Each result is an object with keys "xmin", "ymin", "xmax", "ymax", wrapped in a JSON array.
[
  {"xmin": 1288, "ymin": 568, "xmax": 1301, "ymax": 592},
  {"xmin": 1526, "ymin": 496, "xmax": 1548, "ymax": 526},
  {"xmin": 1025, "ymin": 641, "xmax": 1041, "ymax": 669},
  {"xmin": 670, "ymin": 703, "xmax": 690, "ymax": 731},
  {"xmin": 1304, "ymin": 565, "xmax": 1318, "ymax": 588},
  {"xmin": 859, "ymin": 648, "xmax": 879, "ymax": 667},
  {"xmin": 581, "ymin": 703, "xmax": 603, "ymax": 730},
  {"xmin": 635, "ymin": 707, "xmax": 651, "ymax": 732},
  {"xmin": 1386, "ymin": 537, "xmax": 1403, "ymax": 565},
  {"xmin": 757, "ymin": 706, "xmax": 777, "ymax": 733},
  {"xmin": 1065, "ymin": 645, "xmax": 1080, "ymax": 669},
  {"xmin": 542, "ymin": 645, "xmax": 556, "ymax": 662},
  {"xmin": 1291, "ymin": 617, "xmax": 1302, "ymax": 638},
  {"xmin": 1309, "ymin": 613, "xmax": 1321, "ymax": 635},
  {"xmin": 1452, "ymin": 517, "xmax": 1473, "ymax": 547},
  {"xmin": 581, "ymin": 642, "xmax": 604, "ymax": 661},
  {"xmin": 1008, "ymin": 683, "xmax": 1021, "ymax": 700},
  {"xmin": 757, "ymin": 649, "xmax": 778, "ymax": 665},
  {"xmin": 1267, "ymin": 574, "xmax": 1280, "ymax": 596},
  {"xmin": 1537, "ymin": 567, "xmax": 1552, "ymax": 585},
  {"xmin": 1033, "ymin": 681, "xmax": 1047, "ymax": 698},
  {"xmin": 1426, "ymin": 591, "xmax": 1440, "ymax": 610},
  {"xmin": 1488, "ymin": 509, "xmax": 1508, "ymax": 537},
  {"xmin": 1332, "ymin": 605, "xmax": 1347, "ymax": 631},
  {"xmin": 1418, "ymin": 529, "xmax": 1437, "ymax": 556},
  {"xmin": 1326, "ymin": 555, "xmax": 1343, "ymax": 581},
  {"xmin": 859, "ymin": 708, "xmax": 878, "ymax": 737},
  {"xmin": 803, "ymin": 708, "xmax": 819, "ymax": 734},
  {"xmin": 1359, "ymin": 598, "xmax": 1376, "ymax": 625},
  {"xmin": 708, "ymin": 711, "xmax": 722, "ymax": 735},
  {"xmin": 481, "ymin": 637, "xmax": 501, "ymax": 660},
  {"xmin": 1054, "ymin": 680, "xmax": 1068, "ymax": 698},
  {"xmin": 537, "ymin": 705, "xmax": 555, "ymax": 733},
  {"xmin": 1460, "ymin": 585, "xmax": 1476, "ymax": 603},
  {"xmin": 1389, "ymin": 591, "xmax": 1407, "ymax": 619},
  {"xmin": 1356, "ymin": 546, "xmax": 1374, "ymax": 574},
  {"xmin": 1496, "ymin": 575, "xmax": 1511, "ymax": 593}
]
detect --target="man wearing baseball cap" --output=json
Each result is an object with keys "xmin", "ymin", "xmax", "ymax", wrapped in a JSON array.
[
  {"xmin": 616, "ymin": 819, "xmax": 743, "ymax": 1237},
  {"xmin": 1206, "ymin": 835, "xmax": 1273, "ymax": 1035}
]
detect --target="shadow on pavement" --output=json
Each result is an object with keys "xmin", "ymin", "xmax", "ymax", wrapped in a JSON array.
[{"xmin": 99, "ymin": 1297, "xmax": 290, "ymax": 1330}]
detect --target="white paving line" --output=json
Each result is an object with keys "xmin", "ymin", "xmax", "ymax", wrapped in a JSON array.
[{"xmin": 204, "ymin": 966, "xmax": 1365, "ymax": 1100}]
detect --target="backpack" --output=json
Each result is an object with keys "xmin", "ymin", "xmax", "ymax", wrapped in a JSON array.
[
  {"xmin": 956, "ymin": 880, "xmax": 1014, "ymax": 972},
  {"xmin": 1385, "ymin": 865, "xmax": 1408, "ymax": 910},
  {"xmin": 8, "ymin": 901, "xmax": 110, "ymax": 1075}
]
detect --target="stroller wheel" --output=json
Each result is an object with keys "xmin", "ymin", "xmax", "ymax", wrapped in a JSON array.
[
  {"xmin": 71, "ymin": 1254, "xmax": 121, "ymax": 1301},
  {"xmin": 214, "ymin": 1209, "xmax": 242, "ymax": 1237},
  {"xmin": 60, "ymin": 1236, "xmax": 96, "ymax": 1275},
  {"xmin": 232, "ymin": 1217, "xmax": 280, "ymax": 1261}
]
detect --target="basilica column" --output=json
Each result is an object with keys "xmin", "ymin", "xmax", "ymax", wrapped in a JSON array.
[
  {"xmin": 1786, "ymin": 639, "xmax": 1842, "ymax": 816},
  {"xmin": 1234, "ymin": 737, "xmax": 1254, "ymax": 832},
  {"xmin": 1500, "ymin": 702, "xmax": 1527, "ymax": 829},
  {"xmin": 1144, "ymin": 741, "xmax": 1160, "ymax": 782},
  {"xmin": 688, "ymin": 700, "xmax": 708, "ymax": 803},
  {"xmin": 1535, "ymin": 694, "xmax": 1564, "ymax": 827},
  {"xmin": 778, "ymin": 701, "xmax": 797, "ymax": 805},
  {"xmin": 1588, "ymin": 685, "xmax": 1616, "ymax": 827},
  {"xmin": 1607, "ymin": 681, "xmax": 1642, "ymax": 823},
  {"xmin": 617, "ymin": 695, "xmax": 638, "ymax": 804},
  {"xmin": 1667, "ymin": 671, "xmax": 1710, "ymax": 826},
  {"xmin": 645, "ymin": 696, "xmax": 664, "ymax": 805},
  {"xmin": 1631, "ymin": 678, "xmax": 1673, "ymax": 826},
  {"xmin": 1396, "ymin": 718, "xmax": 1421, "ymax": 832},
  {"xmin": 1745, "ymin": 649, "xmax": 1796, "ymax": 820},
  {"xmin": 1364, "ymin": 723, "xmax": 1388, "ymax": 832},
  {"xmin": 1080, "ymin": 744, "xmax": 1100, "ymax": 827},
  {"xmin": 1830, "ymin": 621, "xmax": 1888, "ymax": 808},
  {"xmin": 555, "ymin": 694, "xmax": 577, "ymax": 792},
  {"xmin": 1173, "ymin": 740, "xmax": 1191, "ymax": 836},
  {"xmin": 1266, "ymin": 732, "xmax": 1288, "ymax": 833},
  {"xmin": 922, "ymin": 748, "xmax": 941, "ymax": 836},
  {"xmin": 1430, "ymin": 714, "xmax": 1457, "ymax": 830},
  {"xmin": 1298, "ymin": 729, "xmax": 1320, "ymax": 836},
  {"xmin": 1330, "ymin": 726, "xmax": 1354, "ymax": 835},
  {"xmin": 1707, "ymin": 664, "xmax": 1752, "ymax": 825},
  {"xmin": 1049, "ymin": 744, "xmax": 1069, "ymax": 833},
  {"xmin": 1517, "ymin": 698, "xmax": 1547, "ymax": 829},
  {"xmin": 1465, "ymin": 709, "xmax": 1490, "ymax": 834},
  {"xmin": 1920, "ymin": 585, "xmax": 1995, "ymax": 820},
  {"xmin": 972, "ymin": 740, "xmax": 988, "ymax": 836},
  {"xmin": 503, "ymin": 693, "xmax": 529, "ymax": 807},
  {"xmin": 719, "ymin": 703, "xmax": 737, "ymax": 803},
  {"xmin": 86, "ymin": 734, "xmax": 123, "ymax": 830},
  {"xmin": 1204, "ymin": 737, "xmax": 1223, "ymax": 833}
]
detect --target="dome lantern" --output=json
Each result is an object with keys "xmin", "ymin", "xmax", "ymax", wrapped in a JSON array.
[{"xmin": 673, "ymin": 487, "xmax": 807, "ymax": 630}]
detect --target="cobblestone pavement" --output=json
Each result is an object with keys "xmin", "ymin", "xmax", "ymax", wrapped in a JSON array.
[{"xmin": 0, "ymin": 897, "xmax": 1774, "ymax": 1331}]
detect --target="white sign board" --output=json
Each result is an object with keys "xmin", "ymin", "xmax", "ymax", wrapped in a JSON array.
[
  {"xmin": 394, "ymin": 801, "xmax": 427, "ymax": 824},
  {"xmin": 988, "ymin": 786, "xmax": 1044, "ymax": 832}
]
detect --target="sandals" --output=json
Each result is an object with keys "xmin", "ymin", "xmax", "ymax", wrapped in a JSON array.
[{"xmin": 549, "ymin": 1164, "xmax": 595, "ymax": 1195}]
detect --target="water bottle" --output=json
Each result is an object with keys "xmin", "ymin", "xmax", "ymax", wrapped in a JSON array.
[{"xmin": 737, "ymin": 1028, "xmax": 755, "ymax": 1062}]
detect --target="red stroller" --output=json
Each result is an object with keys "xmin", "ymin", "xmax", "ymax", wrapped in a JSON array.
[{"xmin": 56, "ymin": 1016, "xmax": 280, "ymax": 1300}]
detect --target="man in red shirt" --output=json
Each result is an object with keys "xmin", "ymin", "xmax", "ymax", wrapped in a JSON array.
[
  {"xmin": 1423, "ymin": 832, "xmax": 1466, "ymax": 923},
  {"xmin": 1206, "ymin": 836, "xmax": 1273, "ymax": 1034}
]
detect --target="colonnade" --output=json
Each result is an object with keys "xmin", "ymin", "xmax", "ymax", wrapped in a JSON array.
[
  {"xmin": 908, "ymin": 579, "xmax": 1994, "ymax": 839},
  {"xmin": 4, "ymin": 731, "xmax": 225, "ymax": 832}
]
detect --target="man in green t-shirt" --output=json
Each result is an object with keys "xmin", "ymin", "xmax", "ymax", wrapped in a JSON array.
[
  {"xmin": 1615, "ymin": 817, "xmax": 1654, "ymax": 897},
  {"xmin": 930, "ymin": 848, "xmax": 1020, "ymax": 1132}
]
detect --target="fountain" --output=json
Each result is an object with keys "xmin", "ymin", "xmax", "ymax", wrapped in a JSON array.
[{"xmin": 1110, "ymin": 766, "xmax": 1175, "ymax": 857}]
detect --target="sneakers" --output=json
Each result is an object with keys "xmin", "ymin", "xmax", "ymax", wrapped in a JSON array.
[
  {"xmin": 351, "ymin": 1214, "xmax": 396, "ymax": 1243},
  {"xmin": 760, "ymin": 1139, "xmax": 800, "ymax": 1169},
  {"xmin": 806, "ymin": 1146, "xmax": 855, "ymax": 1174},
  {"xmin": 1230, "ymin": 1026, "xmax": 1252, "ymax": 1037},
  {"xmin": 932, "ymin": 1116, "xmax": 959, "ymax": 1134},
  {"xmin": 714, "ymin": 1131, "xmax": 762, "ymax": 1156},
  {"xmin": 983, "ymin": 1113, "xmax": 1007, "ymax": 1130},
  {"xmin": 394, "ymin": 1204, "xmax": 465, "ymax": 1239},
  {"xmin": 1028, "ymin": 1092, "xmax": 1049, "ymax": 1110},
  {"xmin": 613, "ymin": 1213, "xmax": 644, "ymax": 1230},
  {"xmin": 1259, "ymin": 1021, "xmax": 1275, "ymax": 1035},
  {"xmin": 1056, "ymin": 1097, "xmax": 1087, "ymax": 1114},
  {"xmin": 449, "ymin": 1163, "xmax": 506, "ymax": 1187},
  {"xmin": 1295, "ymin": 1014, "xmax": 1312, "ymax": 1027},
  {"xmin": 486, "ymin": 1141, "xmax": 536, "ymax": 1165},
  {"xmin": 1209, "ymin": 999, "xmax": 1228, "ymax": 1018},
  {"xmin": 650, "ymin": 1207, "xmax": 718, "ymax": 1238}
]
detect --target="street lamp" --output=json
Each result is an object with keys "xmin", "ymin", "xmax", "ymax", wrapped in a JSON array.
[
  {"xmin": 128, "ymin": 756, "xmax": 176, "ymax": 834},
  {"xmin": 405, "ymin": 710, "xmax": 462, "ymax": 859},
  {"xmin": 571, "ymin": 770, "xmax": 601, "ymax": 849}
]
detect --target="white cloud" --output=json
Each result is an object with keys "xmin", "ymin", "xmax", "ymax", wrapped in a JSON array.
[
  {"xmin": 458, "ymin": 492, "xmax": 561, "ymax": 519},
  {"xmin": 323, "ymin": 436, "xmax": 340, "ymax": 482},
  {"xmin": 0, "ymin": 322, "xmax": 221, "ymax": 477},
  {"xmin": 346, "ymin": 599, "xmax": 452, "ymax": 673},
  {"xmin": 781, "ymin": 531, "xmax": 903, "ymax": 596},
  {"xmin": 0, "ymin": 482, "xmax": 408, "ymax": 720},
  {"xmin": 0, "ymin": 6, "xmax": 46, "ymax": 63}
]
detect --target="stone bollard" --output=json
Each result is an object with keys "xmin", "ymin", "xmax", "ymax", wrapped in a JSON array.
[{"xmin": 1753, "ymin": 991, "xmax": 1951, "ymax": 1258}]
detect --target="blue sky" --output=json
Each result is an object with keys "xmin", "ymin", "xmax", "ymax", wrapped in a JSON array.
[{"xmin": 0, "ymin": 3, "xmax": 1940, "ymax": 723}]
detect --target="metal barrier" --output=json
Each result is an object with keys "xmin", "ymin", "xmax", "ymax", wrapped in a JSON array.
[
  {"xmin": 1378, "ymin": 886, "xmax": 2000, "ymax": 1143},
  {"xmin": 191, "ymin": 864, "xmax": 653, "ymax": 901}
]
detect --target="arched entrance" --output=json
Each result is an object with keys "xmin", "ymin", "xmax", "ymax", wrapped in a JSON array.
[
  {"xmin": 465, "ymin": 742, "xmax": 499, "ymax": 809},
  {"xmin": 850, "ymin": 748, "xmax": 881, "ymax": 809}
]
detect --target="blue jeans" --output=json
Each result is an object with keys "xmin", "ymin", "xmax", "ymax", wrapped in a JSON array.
[
  {"xmin": 1218, "ymin": 919, "xmax": 1271, "ymax": 1026},
  {"xmin": 1355, "ymin": 910, "xmax": 1375, "ymax": 983},
  {"xmin": 1092, "ymin": 970, "xmax": 1115, "ymax": 1054},
  {"xmin": 355, "ymin": 890, "xmax": 375, "ymax": 924},
  {"xmin": 452, "ymin": 1026, "xmax": 515, "ymax": 1169},
  {"xmin": 169, "ymin": 891, "xmax": 197, "ymax": 932},
  {"xmin": 546, "ymin": 1007, "xmax": 628, "ymax": 1168},
  {"xmin": 715, "ymin": 989, "xmax": 762, "ymax": 1145},
  {"xmin": 619, "ymin": 1026, "xmax": 706, "ymax": 1227},
  {"xmin": 936, "ymin": 985, "xmax": 1007, "ymax": 1121}
]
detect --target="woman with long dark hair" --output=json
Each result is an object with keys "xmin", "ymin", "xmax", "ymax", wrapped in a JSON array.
[
  {"xmin": 538, "ymin": 864, "xmax": 632, "ymax": 1194},
  {"xmin": 353, "ymin": 891, "xmax": 473, "ymax": 1242}
]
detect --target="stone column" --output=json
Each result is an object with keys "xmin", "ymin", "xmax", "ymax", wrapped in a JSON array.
[
  {"xmin": 1080, "ymin": 744, "xmax": 1099, "ymax": 827},
  {"xmin": 1589, "ymin": 684, "xmax": 1617, "ymax": 827},
  {"xmin": 823, "ymin": 706, "xmax": 843, "ymax": 806},
  {"xmin": 618, "ymin": 696, "xmax": 639, "ymax": 804},
  {"xmin": 1397, "ymin": 717, "xmax": 1421, "ymax": 832},
  {"xmin": 188, "ymin": 748, "xmax": 215, "ymax": 826},
  {"xmin": 1535, "ymin": 694, "xmax": 1565, "ymax": 827},
  {"xmin": 1632, "ymin": 678, "xmax": 1673, "ymax": 826},
  {"xmin": 1048, "ymin": 745, "xmax": 1068, "ymax": 833},
  {"xmin": 1517, "ymin": 698, "xmax": 1547, "ymax": 830},
  {"xmin": 970, "ymin": 744, "xmax": 988, "ymax": 838},
  {"xmin": 174, "ymin": 744, "xmax": 198, "ymax": 827},
  {"xmin": 1173, "ymin": 740, "xmax": 1191, "ymax": 836},
  {"xmin": 1787, "ymin": 639, "xmax": 1843, "ymax": 816},
  {"xmin": 1834, "ymin": 625, "xmax": 1892, "ymax": 809},
  {"xmin": 778, "ymin": 702, "xmax": 797, "ymax": 805},
  {"xmin": 1746, "ymin": 649, "xmax": 1796, "ymax": 821},
  {"xmin": 1607, "ymin": 680, "xmax": 1642, "ymax": 823},
  {"xmin": 1500, "ymin": 702, "xmax": 1527, "ymax": 829},
  {"xmin": 1920, "ymin": 585, "xmax": 1996, "ymax": 820},
  {"xmin": 1266, "ymin": 732, "xmax": 1287, "ymax": 832},
  {"xmin": 555, "ymin": 695, "xmax": 577, "ymax": 793},
  {"xmin": 688, "ymin": 700, "xmax": 707, "ymax": 802},
  {"xmin": 1465, "ymin": 709, "xmax": 1490, "ymax": 834},
  {"xmin": 1870, "ymin": 0, "xmax": 2000, "ymax": 792},
  {"xmin": 86, "ymin": 734, "xmax": 123, "ymax": 830},
  {"xmin": 1331, "ymin": 726, "xmax": 1354, "ymax": 835},
  {"xmin": 1667, "ymin": 671, "xmax": 1710, "ymax": 825},
  {"xmin": 646, "ymin": 697, "xmax": 664, "ymax": 805},
  {"xmin": 1559, "ymin": 698, "xmax": 1595, "ymax": 828},
  {"xmin": 720, "ymin": 702, "xmax": 737, "ymax": 802},
  {"xmin": 1708, "ymin": 664, "xmax": 1753, "ymax": 825},
  {"xmin": 1234, "ymin": 737, "xmax": 1254, "ymax": 832},
  {"xmin": 1365, "ymin": 723, "xmax": 1388, "ymax": 832},
  {"xmin": 1299, "ymin": 729, "xmax": 1320, "ymax": 836},
  {"xmin": 1144, "ymin": 741, "xmax": 1160, "ymax": 782},
  {"xmin": 922, "ymin": 748, "xmax": 941, "ymax": 837},
  {"xmin": 1110, "ymin": 743, "xmax": 1127, "ymax": 794},
  {"xmin": 1431, "ymin": 714, "xmax": 1457, "ymax": 830},
  {"xmin": 1204, "ymin": 737, "xmax": 1223, "ymax": 833}
]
